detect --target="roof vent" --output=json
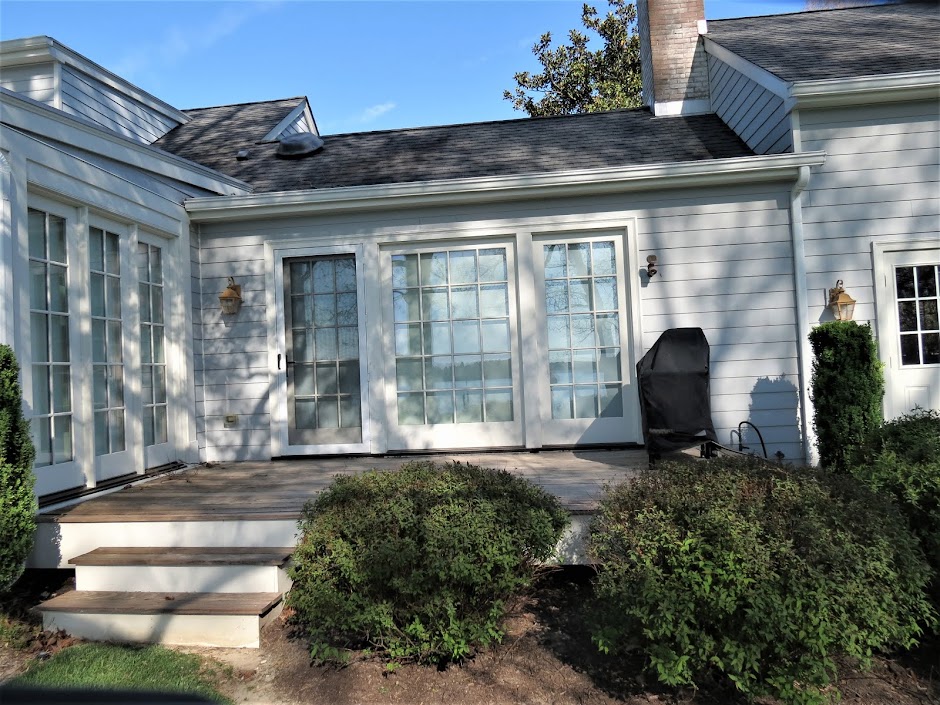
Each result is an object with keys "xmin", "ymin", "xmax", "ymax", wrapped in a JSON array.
[
  {"xmin": 276, "ymin": 132, "xmax": 324, "ymax": 159},
  {"xmin": 236, "ymin": 149, "xmax": 251, "ymax": 161}
]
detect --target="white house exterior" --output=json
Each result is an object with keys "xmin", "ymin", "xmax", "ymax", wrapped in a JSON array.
[{"xmin": 1, "ymin": 1, "xmax": 938, "ymax": 503}]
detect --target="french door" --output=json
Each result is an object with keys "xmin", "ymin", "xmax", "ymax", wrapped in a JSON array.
[
  {"xmin": 381, "ymin": 242, "xmax": 524, "ymax": 450},
  {"xmin": 533, "ymin": 232, "xmax": 640, "ymax": 445},
  {"xmin": 876, "ymin": 243, "xmax": 940, "ymax": 420},
  {"xmin": 275, "ymin": 247, "xmax": 370, "ymax": 454}
]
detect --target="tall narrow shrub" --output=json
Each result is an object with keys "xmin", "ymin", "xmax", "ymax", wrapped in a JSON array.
[
  {"xmin": 809, "ymin": 321, "xmax": 883, "ymax": 471},
  {"xmin": 0, "ymin": 345, "xmax": 37, "ymax": 590}
]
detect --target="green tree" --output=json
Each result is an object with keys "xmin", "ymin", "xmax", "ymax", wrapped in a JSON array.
[
  {"xmin": 504, "ymin": 0, "xmax": 642, "ymax": 117},
  {"xmin": 0, "ymin": 345, "xmax": 37, "ymax": 591}
]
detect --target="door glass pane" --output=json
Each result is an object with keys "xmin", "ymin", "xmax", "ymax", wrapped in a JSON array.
[
  {"xmin": 140, "ymin": 242, "xmax": 168, "ymax": 448},
  {"xmin": 896, "ymin": 264, "xmax": 940, "ymax": 366},
  {"xmin": 394, "ymin": 246, "xmax": 513, "ymax": 425},
  {"xmin": 29, "ymin": 209, "xmax": 73, "ymax": 466},
  {"xmin": 287, "ymin": 255, "xmax": 362, "ymax": 443},
  {"xmin": 91, "ymin": 227, "xmax": 126, "ymax": 457},
  {"xmin": 544, "ymin": 240, "xmax": 624, "ymax": 420}
]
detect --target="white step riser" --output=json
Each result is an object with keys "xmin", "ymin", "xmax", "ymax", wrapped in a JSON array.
[
  {"xmin": 42, "ymin": 603, "xmax": 283, "ymax": 649},
  {"xmin": 75, "ymin": 565, "xmax": 292, "ymax": 594},
  {"xmin": 30, "ymin": 519, "xmax": 299, "ymax": 569}
]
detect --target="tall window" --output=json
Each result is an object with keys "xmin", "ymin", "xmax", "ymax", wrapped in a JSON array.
[
  {"xmin": 28, "ymin": 208, "xmax": 72, "ymax": 466},
  {"xmin": 138, "ymin": 242, "xmax": 167, "ymax": 446},
  {"xmin": 392, "ymin": 247, "xmax": 513, "ymax": 425},
  {"xmin": 896, "ymin": 264, "xmax": 940, "ymax": 365},
  {"xmin": 90, "ymin": 227, "xmax": 125, "ymax": 455},
  {"xmin": 543, "ymin": 241, "xmax": 623, "ymax": 419}
]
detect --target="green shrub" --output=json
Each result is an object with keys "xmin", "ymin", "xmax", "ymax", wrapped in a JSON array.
[
  {"xmin": 809, "ymin": 321, "xmax": 884, "ymax": 471},
  {"xmin": 849, "ymin": 408, "xmax": 940, "ymax": 591},
  {"xmin": 287, "ymin": 461, "xmax": 568, "ymax": 664},
  {"xmin": 589, "ymin": 456, "xmax": 935, "ymax": 705},
  {"xmin": 0, "ymin": 345, "xmax": 37, "ymax": 591}
]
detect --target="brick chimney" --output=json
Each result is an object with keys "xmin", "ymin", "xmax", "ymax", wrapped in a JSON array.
[{"xmin": 637, "ymin": 0, "xmax": 711, "ymax": 116}]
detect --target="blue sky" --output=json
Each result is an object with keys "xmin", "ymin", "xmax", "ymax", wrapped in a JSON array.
[{"xmin": 1, "ymin": 1, "xmax": 805, "ymax": 134}]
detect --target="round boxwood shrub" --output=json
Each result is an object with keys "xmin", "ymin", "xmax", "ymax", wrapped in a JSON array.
[
  {"xmin": 287, "ymin": 461, "xmax": 568, "ymax": 664},
  {"xmin": 0, "ymin": 345, "xmax": 37, "ymax": 591},
  {"xmin": 848, "ymin": 408, "xmax": 940, "ymax": 596},
  {"xmin": 589, "ymin": 456, "xmax": 935, "ymax": 705}
]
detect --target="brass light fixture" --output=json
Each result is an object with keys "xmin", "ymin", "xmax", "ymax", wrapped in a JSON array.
[
  {"xmin": 828, "ymin": 279, "xmax": 856, "ymax": 321},
  {"xmin": 219, "ymin": 276, "xmax": 243, "ymax": 315},
  {"xmin": 646, "ymin": 255, "xmax": 658, "ymax": 278}
]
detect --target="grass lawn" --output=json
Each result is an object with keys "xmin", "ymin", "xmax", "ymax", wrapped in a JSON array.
[{"xmin": 8, "ymin": 643, "xmax": 232, "ymax": 703}]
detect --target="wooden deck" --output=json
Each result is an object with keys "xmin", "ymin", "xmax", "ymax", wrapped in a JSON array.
[{"xmin": 42, "ymin": 449, "xmax": 647, "ymax": 523}]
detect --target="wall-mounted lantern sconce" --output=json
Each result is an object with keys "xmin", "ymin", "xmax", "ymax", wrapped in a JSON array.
[
  {"xmin": 219, "ymin": 276, "xmax": 243, "ymax": 315},
  {"xmin": 828, "ymin": 279, "xmax": 856, "ymax": 321},
  {"xmin": 646, "ymin": 255, "xmax": 658, "ymax": 278}
]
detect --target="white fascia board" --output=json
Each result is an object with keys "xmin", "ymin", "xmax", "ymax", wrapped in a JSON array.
[
  {"xmin": 0, "ymin": 36, "xmax": 190, "ymax": 125},
  {"xmin": 791, "ymin": 70, "xmax": 940, "ymax": 108},
  {"xmin": 1, "ymin": 89, "xmax": 252, "ymax": 196},
  {"xmin": 186, "ymin": 151, "xmax": 827, "ymax": 223},
  {"xmin": 702, "ymin": 37, "xmax": 793, "ymax": 103},
  {"xmin": 260, "ymin": 99, "xmax": 309, "ymax": 142},
  {"xmin": 651, "ymin": 98, "xmax": 712, "ymax": 117}
]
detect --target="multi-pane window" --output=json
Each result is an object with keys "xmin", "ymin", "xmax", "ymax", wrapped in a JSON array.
[
  {"xmin": 28, "ymin": 208, "xmax": 72, "ymax": 466},
  {"xmin": 392, "ymin": 247, "xmax": 513, "ymax": 425},
  {"xmin": 543, "ymin": 241, "xmax": 623, "ymax": 419},
  {"xmin": 896, "ymin": 264, "xmax": 940, "ymax": 365},
  {"xmin": 90, "ymin": 227, "xmax": 125, "ymax": 456},
  {"xmin": 138, "ymin": 242, "xmax": 167, "ymax": 446},
  {"xmin": 288, "ymin": 256, "xmax": 362, "ymax": 431}
]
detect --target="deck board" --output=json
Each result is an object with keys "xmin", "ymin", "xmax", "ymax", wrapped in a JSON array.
[
  {"xmin": 70, "ymin": 547, "xmax": 294, "ymax": 566},
  {"xmin": 38, "ymin": 591, "xmax": 283, "ymax": 616},
  {"xmin": 41, "ymin": 449, "xmax": 646, "ymax": 523}
]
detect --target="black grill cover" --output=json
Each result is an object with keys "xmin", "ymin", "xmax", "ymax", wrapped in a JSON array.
[{"xmin": 636, "ymin": 327, "xmax": 718, "ymax": 454}]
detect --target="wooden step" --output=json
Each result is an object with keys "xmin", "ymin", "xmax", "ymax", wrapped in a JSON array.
[
  {"xmin": 38, "ymin": 590, "xmax": 283, "ymax": 615},
  {"xmin": 70, "ymin": 546, "xmax": 293, "ymax": 567},
  {"xmin": 38, "ymin": 591, "xmax": 284, "ymax": 648}
]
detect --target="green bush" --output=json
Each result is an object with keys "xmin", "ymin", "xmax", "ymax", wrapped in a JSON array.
[
  {"xmin": 0, "ymin": 345, "xmax": 37, "ymax": 591},
  {"xmin": 287, "ymin": 461, "xmax": 568, "ymax": 664},
  {"xmin": 589, "ymin": 456, "xmax": 935, "ymax": 705},
  {"xmin": 809, "ymin": 321, "xmax": 884, "ymax": 471},
  {"xmin": 848, "ymin": 408, "xmax": 940, "ymax": 590}
]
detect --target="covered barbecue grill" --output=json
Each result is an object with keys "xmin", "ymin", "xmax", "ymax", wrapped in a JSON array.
[{"xmin": 636, "ymin": 327, "xmax": 718, "ymax": 456}]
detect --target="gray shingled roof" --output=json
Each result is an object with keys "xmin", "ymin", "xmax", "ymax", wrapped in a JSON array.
[
  {"xmin": 155, "ymin": 107, "xmax": 752, "ymax": 194},
  {"xmin": 707, "ymin": 1, "xmax": 939, "ymax": 83}
]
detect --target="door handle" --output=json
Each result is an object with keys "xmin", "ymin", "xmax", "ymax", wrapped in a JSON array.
[{"xmin": 277, "ymin": 353, "xmax": 281, "ymax": 370}]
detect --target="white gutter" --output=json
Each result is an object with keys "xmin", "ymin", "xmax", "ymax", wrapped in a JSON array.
[
  {"xmin": 186, "ymin": 151, "xmax": 827, "ymax": 222},
  {"xmin": 790, "ymin": 70, "xmax": 940, "ymax": 108}
]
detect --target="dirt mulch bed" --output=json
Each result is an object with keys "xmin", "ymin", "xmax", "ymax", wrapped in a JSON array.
[
  {"xmin": 3, "ymin": 567, "xmax": 939, "ymax": 704},
  {"xmin": 209, "ymin": 566, "xmax": 939, "ymax": 705}
]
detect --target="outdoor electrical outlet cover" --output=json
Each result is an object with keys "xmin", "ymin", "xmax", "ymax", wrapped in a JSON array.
[{"xmin": 224, "ymin": 414, "xmax": 238, "ymax": 427}]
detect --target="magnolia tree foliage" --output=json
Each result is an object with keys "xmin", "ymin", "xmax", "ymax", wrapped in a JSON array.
[
  {"xmin": 0, "ymin": 344, "xmax": 37, "ymax": 590},
  {"xmin": 504, "ymin": 0, "xmax": 642, "ymax": 117}
]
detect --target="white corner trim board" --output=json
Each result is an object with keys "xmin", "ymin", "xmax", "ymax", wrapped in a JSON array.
[{"xmin": 185, "ymin": 151, "xmax": 827, "ymax": 222}]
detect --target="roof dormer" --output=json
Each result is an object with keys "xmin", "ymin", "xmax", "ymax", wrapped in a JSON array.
[{"xmin": 0, "ymin": 35, "xmax": 190, "ymax": 144}]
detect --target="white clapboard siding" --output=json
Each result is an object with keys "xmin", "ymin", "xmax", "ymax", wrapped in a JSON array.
[
  {"xmin": 193, "ymin": 183, "xmax": 803, "ymax": 461},
  {"xmin": 278, "ymin": 111, "xmax": 311, "ymax": 138},
  {"xmin": 59, "ymin": 66, "xmax": 179, "ymax": 143},
  {"xmin": 707, "ymin": 54, "xmax": 792, "ymax": 154},
  {"xmin": 0, "ymin": 63, "xmax": 56, "ymax": 103},
  {"xmin": 800, "ymin": 99, "xmax": 939, "ymax": 328}
]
